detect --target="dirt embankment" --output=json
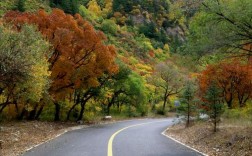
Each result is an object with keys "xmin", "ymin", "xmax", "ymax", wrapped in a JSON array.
[
  {"xmin": 0, "ymin": 121, "xmax": 81, "ymax": 156},
  {"xmin": 0, "ymin": 118, "xmax": 121, "ymax": 156},
  {"xmin": 166, "ymin": 122, "xmax": 252, "ymax": 156}
]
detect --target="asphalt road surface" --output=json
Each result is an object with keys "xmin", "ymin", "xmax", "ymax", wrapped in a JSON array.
[{"xmin": 24, "ymin": 118, "xmax": 204, "ymax": 156}]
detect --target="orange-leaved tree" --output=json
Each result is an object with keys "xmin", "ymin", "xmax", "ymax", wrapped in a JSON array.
[
  {"xmin": 199, "ymin": 59, "xmax": 252, "ymax": 108},
  {"xmin": 4, "ymin": 9, "xmax": 118, "ymax": 120}
]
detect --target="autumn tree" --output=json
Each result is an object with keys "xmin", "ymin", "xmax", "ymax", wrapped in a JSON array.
[
  {"xmin": 148, "ymin": 61, "xmax": 184, "ymax": 113},
  {"xmin": 102, "ymin": 0, "xmax": 112, "ymax": 17},
  {"xmin": 0, "ymin": 24, "xmax": 50, "ymax": 119},
  {"xmin": 4, "ymin": 9, "xmax": 118, "ymax": 121},
  {"xmin": 87, "ymin": 0, "xmax": 102, "ymax": 16},
  {"xmin": 78, "ymin": 5, "xmax": 97, "ymax": 22},
  {"xmin": 199, "ymin": 60, "xmax": 252, "ymax": 108},
  {"xmin": 234, "ymin": 65, "xmax": 252, "ymax": 107}
]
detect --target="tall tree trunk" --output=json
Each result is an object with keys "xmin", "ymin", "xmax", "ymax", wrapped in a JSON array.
[
  {"xmin": 17, "ymin": 107, "xmax": 26, "ymax": 120},
  {"xmin": 107, "ymin": 97, "xmax": 115, "ymax": 115},
  {"xmin": 214, "ymin": 100, "xmax": 217, "ymax": 132},
  {"xmin": 67, "ymin": 92, "xmax": 80, "ymax": 120},
  {"xmin": 77, "ymin": 92, "xmax": 94, "ymax": 121},
  {"xmin": 0, "ymin": 103, "xmax": 8, "ymax": 113},
  {"xmin": 14, "ymin": 102, "xmax": 19, "ymax": 114},
  {"xmin": 225, "ymin": 91, "xmax": 233, "ymax": 109},
  {"xmin": 186, "ymin": 102, "xmax": 190, "ymax": 127},
  {"xmin": 77, "ymin": 103, "xmax": 85, "ymax": 121},
  {"xmin": 0, "ymin": 94, "xmax": 11, "ymax": 113},
  {"xmin": 54, "ymin": 102, "xmax": 60, "ymax": 121},
  {"xmin": 238, "ymin": 94, "xmax": 249, "ymax": 108},
  {"xmin": 76, "ymin": 94, "xmax": 93, "ymax": 121},
  {"xmin": 107, "ymin": 104, "xmax": 111, "ymax": 115},
  {"xmin": 117, "ymin": 102, "xmax": 119, "ymax": 111},
  {"xmin": 28, "ymin": 103, "xmax": 38, "ymax": 120},
  {"xmin": 34, "ymin": 104, "xmax": 45, "ymax": 120},
  {"xmin": 186, "ymin": 95, "xmax": 191, "ymax": 128},
  {"xmin": 226, "ymin": 100, "xmax": 232, "ymax": 109},
  {"xmin": 162, "ymin": 89, "xmax": 168, "ymax": 112},
  {"xmin": 66, "ymin": 103, "xmax": 79, "ymax": 120}
]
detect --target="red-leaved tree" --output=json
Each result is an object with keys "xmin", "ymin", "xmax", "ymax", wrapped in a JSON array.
[
  {"xmin": 4, "ymin": 9, "xmax": 118, "ymax": 120},
  {"xmin": 199, "ymin": 60, "xmax": 252, "ymax": 108}
]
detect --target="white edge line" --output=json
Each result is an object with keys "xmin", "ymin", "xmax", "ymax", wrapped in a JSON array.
[
  {"xmin": 23, "ymin": 118, "xmax": 151, "ymax": 153},
  {"xmin": 161, "ymin": 127, "xmax": 208, "ymax": 156},
  {"xmin": 25, "ymin": 128, "xmax": 78, "ymax": 152}
]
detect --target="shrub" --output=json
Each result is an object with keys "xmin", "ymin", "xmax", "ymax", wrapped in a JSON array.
[{"xmin": 101, "ymin": 19, "xmax": 118, "ymax": 35}]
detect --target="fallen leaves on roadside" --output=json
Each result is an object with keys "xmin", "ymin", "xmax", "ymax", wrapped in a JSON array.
[
  {"xmin": 166, "ymin": 121, "xmax": 252, "ymax": 156},
  {"xmin": 0, "ymin": 121, "xmax": 76, "ymax": 156}
]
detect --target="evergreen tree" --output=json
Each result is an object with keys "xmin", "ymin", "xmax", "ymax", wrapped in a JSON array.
[
  {"xmin": 71, "ymin": 0, "xmax": 79, "ymax": 14},
  {"xmin": 178, "ymin": 81, "xmax": 196, "ymax": 127},
  {"xmin": 17, "ymin": 0, "xmax": 26, "ymax": 12},
  {"xmin": 61, "ymin": 0, "xmax": 72, "ymax": 14},
  {"xmin": 50, "ymin": 0, "xmax": 78, "ymax": 15},
  {"xmin": 204, "ymin": 83, "xmax": 224, "ymax": 132}
]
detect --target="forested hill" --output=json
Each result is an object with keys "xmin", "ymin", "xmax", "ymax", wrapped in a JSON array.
[{"xmin": 0, "ymin": 0, "xmax": 251, "ymax": 124}]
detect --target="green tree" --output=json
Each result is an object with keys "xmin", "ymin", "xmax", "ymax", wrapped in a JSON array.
[
  {"xmin": 51, "ymin": 0, "xmax": 79, "ymax": 14},
  {"xmin": 148, "ymin": 62, "xmax": 184, "ymax": 113},
  {"xmin": 185, "ymin": 0, "xmax": 252, "ymax": 59},
  {"xmin": 127, "ymin": 73, "xmax": 148, "ymax": 117},
  {"xmin": 112, "ymin": 0, "xmax": 133, "ymax": 13},
  {"xmin": 0, "ymin": 24, "xmax": 50, "ymax": 119},
  {"xmin": 101, "ymin": 19, "xmax": 118, "ymax": 35},
  {"xmin": 79, "ymin": 5, "xmax": 97, "ymax": 21},
  {"xmin": 139, "ymin": 22, "xmax": 158, "ymax": 39},
  {"xmin": 17, "ymin": 0, "xmax": 25, "ymax": 12},
  {"xmin": 62, "ymin": 0, "xmax": 78, "ymax": 14},
  {"xmin": 96, "ymin": 61, "xmax": 147, "ymax": 116},
  {"xmin": 178, "ymin": 81, "xmax": 196, "ymax": 127},
  {"xmin": 104, "ymin": 62, "xmax": 131, "ymax": 115},
  {"xmin": 203, "ymin": 83, "xmax": 224, "ymax": 132}
]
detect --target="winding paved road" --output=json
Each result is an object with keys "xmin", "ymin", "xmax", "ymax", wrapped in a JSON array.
[{"xmin": 24, "ymin": 118, "xmax": 203, "ymax": 156}]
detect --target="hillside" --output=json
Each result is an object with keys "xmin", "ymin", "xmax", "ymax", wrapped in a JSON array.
[
  {"xmin": 0, "ymin": 0, "xmax": 251, "ymax": 120},
  {"xmin": 0, "ymin": 0, "xmax": 251, "ymax": 117},
  {"xmin": 0, "ymin": 0, "xmax": 193, "ymax": 121}
]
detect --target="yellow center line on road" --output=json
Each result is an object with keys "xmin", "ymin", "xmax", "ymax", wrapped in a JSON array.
[{"xmin": 107, "ymin": 120, "xmax": 168, "ymax": 156}]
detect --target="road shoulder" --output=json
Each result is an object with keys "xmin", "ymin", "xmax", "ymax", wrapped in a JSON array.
[{"xmin": 165, "ymin": 122, "xmax": 252, "ymax": 156}]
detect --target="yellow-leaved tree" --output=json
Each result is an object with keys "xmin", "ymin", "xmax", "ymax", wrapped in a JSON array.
[
  {"xmin": 87, "ymin": 0, "xmax": 102, "ymax": 16},
  {"xmin": 0, "ymin": 24, "xmax": 51, "ymax": 119}
]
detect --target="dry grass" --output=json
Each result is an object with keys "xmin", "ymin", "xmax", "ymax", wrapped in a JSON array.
[
  {"xmin": 166, "ymin": 120, "xmax": 252, "ymax": 156},
  {"xmin": 0, "ymin": 121, "xmax": 76, "ymax": 156}
]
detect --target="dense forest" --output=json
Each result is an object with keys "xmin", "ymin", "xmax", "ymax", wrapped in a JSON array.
[{"xmin": 0, "ymin": 0, "xmax": 251, "ymax": 129}]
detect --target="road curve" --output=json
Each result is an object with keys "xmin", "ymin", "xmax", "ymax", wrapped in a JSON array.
[{"xmin": 23, "ymin": 118, "xmax": 203, "ymax": 156}]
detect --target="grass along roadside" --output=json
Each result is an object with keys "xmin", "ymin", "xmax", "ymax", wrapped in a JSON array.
[
  {"xmin": 165, "ymin": 120, "xmax": 252, "ymax": 156},
  {"xmin": 0, "ymin": 121, "xmax": 79, "ymax": 156}
]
